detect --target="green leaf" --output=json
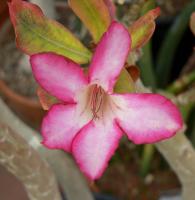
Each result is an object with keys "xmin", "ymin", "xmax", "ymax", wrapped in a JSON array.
[
  {"xmin": 68, "ymin": 0, "xmax": 111, "ymax": 43},
  {"xmin": 156, "ymin": 1, "xmax": 195, "ymax": 87},
  {"xmin": 138, "ymin": 1, "xmax": 157, "ymax": 88},
  {"xmin": 114, "ymin": 69, "xmax": 135, "ymax": 93},
  {"xmin": 139, "ymin": 42, "xmax": 156, "ymax": 88},
  {"xmin": 8, "ymin": 0, "xmax": 92, "ymax": 64}
]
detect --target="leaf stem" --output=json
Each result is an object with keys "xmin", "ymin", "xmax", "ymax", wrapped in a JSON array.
[
  {"xmin": 167, "ymin": 71, "xmax": 195, "ymax": 94},
  {"xmin": 140, "ymin": 144, "xmax": 155, "ymax": 177}
]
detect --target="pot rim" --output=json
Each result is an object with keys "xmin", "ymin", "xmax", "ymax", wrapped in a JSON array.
[{"xmin": 0, "ymin": 79, "xmax": 41, "ymax": 109}]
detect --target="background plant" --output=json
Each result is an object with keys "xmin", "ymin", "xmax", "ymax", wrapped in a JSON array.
[{"xmin": 0, "ymin": 0, "xmax": 195, "ymax": 199}]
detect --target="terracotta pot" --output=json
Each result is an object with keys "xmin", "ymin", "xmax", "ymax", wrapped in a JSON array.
[
  {"xmin": 0, "ymin": 79, "xmax": 45, "ymax": 129},
  {"xmin": 0, "ymin": 2, "xmax": 72, "ymax": 129},
  {"xmin": 0, "ymin": 0, "xmax": 9, "ymax": 28},
  {"xmin": 0, "ymin": 16, "xmax": 45, "ymax": 129}
]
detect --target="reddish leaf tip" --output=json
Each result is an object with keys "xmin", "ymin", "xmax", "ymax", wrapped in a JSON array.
[
  {"xmin": 152, "ymin": 7, "xmax": 161, "ymax": 19},
  {"xmin": 129, "ymin": 7, "xmax": 161, "ymax": 49},
  {"xmin": 103, "ymin": 0, "xmax": 116, "ymax": 19}
]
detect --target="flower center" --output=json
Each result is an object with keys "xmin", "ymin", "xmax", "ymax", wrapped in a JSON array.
[
  {"xmin": 90, "ymin": 85, "xmax": 105, "ymax": 119},
  {"xmin": 76, "ymin": 84, "xmax": 115, "ymax": 121}
]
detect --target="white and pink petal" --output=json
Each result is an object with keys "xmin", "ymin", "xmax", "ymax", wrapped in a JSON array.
[
  {"xmin": 41, "ymin": 103, "xmax": 91, "ymax": 152},
  {"xmin": 30, "ymin": 53, "xmax": 88, "ymax": 103},
  {"xmin": 89, "ymin": 22, "xmax": 131, "ymax": 93},
  {"xmin": 113, "ymin": 94, "xmax": 183, "ymax": 144},
  {"xmin": 72, "ymin": 119, "xmax": 123, "ymax": 180}
]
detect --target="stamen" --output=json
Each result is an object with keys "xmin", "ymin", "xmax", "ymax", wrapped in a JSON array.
[{"xmin": 90, "ymin": 85, "xmax": 104, "ymax": 119}]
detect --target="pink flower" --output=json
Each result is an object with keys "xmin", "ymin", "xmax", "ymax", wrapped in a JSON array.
[{"xmin": 30, "ymin": 22, "xmax": 183, "ymax": 180}]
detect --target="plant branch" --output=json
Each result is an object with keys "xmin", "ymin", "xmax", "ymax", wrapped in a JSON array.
[
  {"xmin": 0, "ymin": 98, "xmax": 94, "ymax": 200},
  {"xmin": 167, "ymin": 71, "xmax": 195, "ymax": 94},
  {"xmin": 155, "ymin": 131, "xmax": 195, "ymax": 200},
  {"xmin": 136, "ymin": 80, "xmax": 195, "ymax": 200},
  {"xmin": 0, "ymin": 123, "xmax": 62, "ymax": 200},
  {"xmin": 172, "ymin": 87, "xmax": 195, "ymax": 121},
  {"xmin": 140, "ymin": 144, "xmax": 155, "ymax": 177}
]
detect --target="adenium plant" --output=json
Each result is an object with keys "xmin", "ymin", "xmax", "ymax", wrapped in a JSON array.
[{"xmin": 9, "ymin": 0, "xmax": 183, "ymax": 180}]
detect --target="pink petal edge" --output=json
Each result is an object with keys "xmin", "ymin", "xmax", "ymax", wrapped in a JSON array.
[
  {"xmin": 113, "ymin": 93, "xmax": 183, "ymax": 144},
  {"xmin": 30, "ymin": 53, "xmax": 88, "ymax": 103},
  {"xmin": 72, "ymin": 119, "xmax": 123, "ymax": 180},
  {"xmin": 89, "ymin": 21, "xmax": 131, "ymax": 93}
]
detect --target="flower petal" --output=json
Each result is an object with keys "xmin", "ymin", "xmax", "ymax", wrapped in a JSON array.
[
  {"xmin": 72, "ymin": 119, "xmax": 123, "ymax": 180},
  {"xmin": 89, "ymin": 21, "xmax": 131, "ymax": 93},
  {"xmin": 30, "ymin": 53, "xmax": 88, "ymax": 103},
  {"xmin": 113, "ymin": 94, "xmax": 183, "ymax": 144},
  {"xmin": 41, "ymin": 103, "xmax": 91, "ymax": 152}
]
